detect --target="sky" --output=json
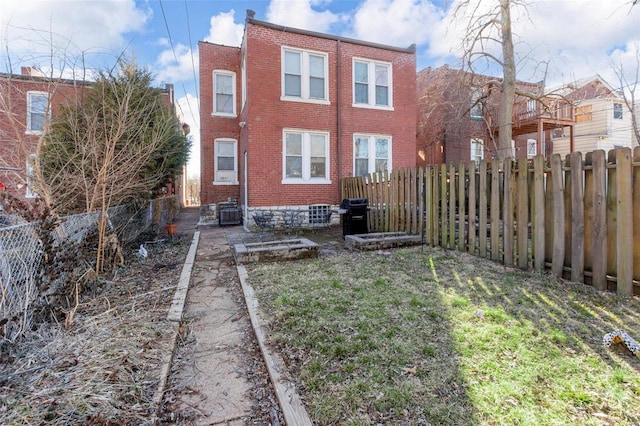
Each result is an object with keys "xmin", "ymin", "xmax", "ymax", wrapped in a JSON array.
[{"xmin": 1, "ymin": 0, "xmax": 639, "ymax": 178}]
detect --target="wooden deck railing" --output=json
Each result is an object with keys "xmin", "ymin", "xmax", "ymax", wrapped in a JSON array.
[{"xmin": 341, "ymin": 147, "xmax": 640, "ymax": 296}]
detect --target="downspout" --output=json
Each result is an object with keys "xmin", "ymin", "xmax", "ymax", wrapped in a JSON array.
[
  {"xmin": 337, "ymin": 40, "xmax": 342, "ymax": 202},
  {"xmin": 243, "ymin": 150, "xmax": 249, "ymax": 231}
]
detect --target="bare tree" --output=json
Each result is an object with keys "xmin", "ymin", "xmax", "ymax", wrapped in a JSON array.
[
  {"xmin": 38, "ymin": 61, "xmax": 190, "ymax": 272},
  {"xmin": 604, "ymin": 41, "xmax": 640, "ymax": 145},
  {"xmin": 455, "ymin": 0, "xmax": 521, "ymax": 160}
]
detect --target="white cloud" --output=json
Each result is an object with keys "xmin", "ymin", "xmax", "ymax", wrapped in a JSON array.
[
  {"xmin": 351, "ymin": 0, "xmax": 443, "ymax": 48},
  {"xmin": 426, "ymin": 0, "xmax": 640, "ymax": 88},
  {"xmin": 154, "ymin": 43, "xmax": 198, "ymax": 86},
  {"xmin": 266, "ymin": 0, "xmax": 340, "ymax": 33},
  {"xmin": 0, "ymin": 0, "xmax": 149, "ymax": 68},
  {"xmin": 204, "ymin": 10, "xmax": 244, "ymax": 47}
]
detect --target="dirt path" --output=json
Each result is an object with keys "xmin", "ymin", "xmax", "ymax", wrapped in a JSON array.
[{"xmin": 160, "ymin": 212, "xmax": 283, "ymax": 425}]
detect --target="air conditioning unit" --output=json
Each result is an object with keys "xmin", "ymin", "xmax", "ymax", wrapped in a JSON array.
[{"xmin": 218, "ymin": 201, "xmax": 242, "ymax": 226}]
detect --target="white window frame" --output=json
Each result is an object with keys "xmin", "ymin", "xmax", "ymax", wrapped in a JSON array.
[
  {"xmin": 213, "ymin": 70, "xmax": 236, "ymax": 117},
  {"xmin": 25, "ymin": 154, "xmax": 37, "ymax": 198},
  {"xmin": 613, "ymin": 102, "xmax": 623, "ymax": 120},
  {"xmin": 281, "ymin": 47, "xmax": 329, "ymax": 105},
  {"xmin": 352, "ymin": 58, "xmax": 393, "ymax": 110},
  {"xmin": 282, "ymin": 129, "xmax": 331, "ymax": 184},
  {"xmin": 527, "ymin": 138, "xmax": 537, "ymax": 158},
  {"xmin": 353, "ymin": 134, "xmax": 392, "ymax": 177},
  {"xmin": 214, "ymin": 139, "xmax": 238, "ymax": 185},
  {"xmin": 470, "ymin": 87, "xmax": 483, "ymax": 120},
  {"xmin": 26, "ymin": 91, "xmax": 50, "ymax": 134},
  {"xmin": 471, "ymin": 138, "xmax": 484, "ymax": 163}
]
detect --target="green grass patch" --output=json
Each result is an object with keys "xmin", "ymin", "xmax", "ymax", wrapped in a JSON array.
[{"xmin": 248, "ymin": 247, "xmax": 640, "ymax": 425}]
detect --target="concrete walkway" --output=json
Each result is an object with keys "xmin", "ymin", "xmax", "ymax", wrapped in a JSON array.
[{"xmin": 164, "ymin": 207, "xmax": 253, "ymax": 425}]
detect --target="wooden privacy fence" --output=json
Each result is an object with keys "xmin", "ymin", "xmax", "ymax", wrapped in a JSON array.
[{"xmin": 341, "ymin": 147, "xmax": 640, "ymax": 296}]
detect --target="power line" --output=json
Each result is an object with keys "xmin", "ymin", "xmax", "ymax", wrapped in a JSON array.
[
  {"xmin": 184, "ymin": 0, "xmax": 200, "ymax": 109},
  {"xmin": 158, "ymin": 0, "xmax": 197, "ymax": 124}
]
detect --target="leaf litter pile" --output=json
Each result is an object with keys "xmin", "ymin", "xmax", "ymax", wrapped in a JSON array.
[{"xmin": 0, "ymin": 235, "xmax": 189, "ymax": 424}]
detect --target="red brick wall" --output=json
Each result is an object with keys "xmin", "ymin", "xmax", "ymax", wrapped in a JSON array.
[
  {"xmin": 0, "ymin": 75, "xmax": 84, "ymax": 201},
  {"xmin": 241, "ymin": 23, "xmax": 416, "ymax": 208},
  {"xmin": 198, "ymin": 42, "xmax": 242, "ymax": 205}
]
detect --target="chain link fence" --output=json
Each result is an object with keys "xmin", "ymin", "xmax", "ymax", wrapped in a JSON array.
[{"xmin": 0, "ymin": 196, "xmax": 179, "ymax": 342}]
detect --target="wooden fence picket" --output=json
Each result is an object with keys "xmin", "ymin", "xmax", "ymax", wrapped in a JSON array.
[{"xmin": 340, "ymin": 147, "xmax": 638, "ymax": 295}]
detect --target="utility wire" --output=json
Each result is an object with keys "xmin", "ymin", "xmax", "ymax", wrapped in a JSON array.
[
  {"xmin": 158, "ymin": 0, "xmax": 197, "ymax": 124},
  {"xmin": 184, "ymin": 0, "xmax": 200, "ymax": 110}
]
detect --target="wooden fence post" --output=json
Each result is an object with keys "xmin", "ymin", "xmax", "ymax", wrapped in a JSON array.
[
  {"xmin": 468, "ymin": 162, "xmax": 477, "ymax": 255},
  {"xmin": 458, "ymin": 162, "xmax": 467, "ymax": 252},
  {"xmin": 615, "ymin": 148, "xmax": 633, "ymax": 296},
  {"xmin": 550, "ymin": 154, "xmax": 565, "ymax": 278},
  {"xmin": 570, "ymin": 152, "xmax": 585, "ymax": 283},
  {"xmin": 490, "ymin": 160, "xmax": 501, "ymax": 262},
  {"xmin": 532, "ymin": 155, "xmax": 545, "ymax": 271},
  {"xmin": 503, "ymin": 159, "xmax": 514, "ymax": 266},
  {"xmin": 589, "ymin": 150, "xmax": 607, "ymax": 291},
  {"xmin": 516, "ymin": 157, "xmax": 529, "ymax": 270},
  {"xmin": 479, "ymin": 160, "xmax": 488, "ymax": 258}
]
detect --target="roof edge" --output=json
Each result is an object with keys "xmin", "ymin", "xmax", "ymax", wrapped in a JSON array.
[{"xmin": 245, "ymin": 10, "xmax": 415, "ymax": 55}]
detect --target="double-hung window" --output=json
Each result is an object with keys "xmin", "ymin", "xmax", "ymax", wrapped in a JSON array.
[
  {"xmin": 471, "ymin": 138, "xmax": 484, "ymax": 163},
  {"xmin": 353, "ymin": 59, "xmax": 392, "ymax": 109},
  {"xmin": 26, "ymin": 91, "xmax": 50, "ymax": 134},
  {"xmin": 283, "ymin": 130, "xmax": 330, "ymax": 183},
  {"xmin": 470, "ymin": 87, "xmax": 483, "ymax": 120},
  {"xmin": 282, "ymin": 47, "xmax": 328, "ymax": 103},
  {"xmin": 214, "ymin": 139, "xmax": 238, "ymax": 184},
  {"xmin": 213, "ymin": 70, "xmax": 236, "ymax": 117},
  {"xmin": 613, "ymin": 102, "xmax": 623, "ymax": 120},
  {"xmin": 527, "ymin": 138, "xmax": 537, "ymax": 158},
  {"xmin": 354, "ymin": 135, "xmax": 391, "ymax": 177}
]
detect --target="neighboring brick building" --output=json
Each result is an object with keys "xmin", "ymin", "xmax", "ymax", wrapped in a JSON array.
[
  {"xmin": 417, "ymin": 65, "xmax": 574, "ymax": 165},
  {"xmin": 0, "ymin": 68, "xmax": 181, "ymax": 206},
  {"xmin": 0, "ymin": 68, "xmax": 88, "ymax": 202},
  {"xmin": 199, "ymin": 10, "xmax": 416, "ymax": 226}
]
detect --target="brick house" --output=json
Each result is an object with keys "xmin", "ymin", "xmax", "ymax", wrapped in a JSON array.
[
  {"xmin": 0, "ymin": 67, "xmax": 181, "ymax": 205},
  {"xmin": 417, "ymin": 65, "xmax": 574, "ymax": 165},
  {"xmin": 199, "ymin": 10, "xmax": 416, "ymax": 227},
  {"xmin": 0, "ymin": 68, "xmax": 87, "ymax": 202}
]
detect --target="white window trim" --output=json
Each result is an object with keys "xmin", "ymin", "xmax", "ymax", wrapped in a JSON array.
[
  {"xmin": 213, "ymin": 70, "xmax": 237, "ymax": 118},
  {"xmin": 353, "ymin": 134, "xmax": 392, "ymax": 176},
  {"xmin": 213, "ymin": 138, "xmax": 239, "ymax": 185},
  {"xmin": 613, "ymin": 102, "xmax": 623, "ymax": 120},
  {"xmin": 526, "ymin": 138, "xmax": 537, "ymax": 158},
  {"xmin": 471, "ymin": 138, "xmax": 484, "ymax": 163},
  {"xmin": 352, "ymin": 58, "xmax": 394, "ymax": 111},
  {"xmin": 280, "ymin": 46, "xmax": 330, "ymax": 105},
  {"xmin": 26, "ymin": 91, "xmax": 50, "ymax": 135},
  {"xmin": 470, "ymin": 87, "xmax": 483, "ymax": 120},
  {"xmin": 282, "ymin": 129, "xmax": 331, "ymax": 184}
]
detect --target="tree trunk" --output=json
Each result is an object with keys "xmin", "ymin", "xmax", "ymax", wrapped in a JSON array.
[{"xmin": 498, "ymin": 0, "xmax": 516, "ymax": 160}]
